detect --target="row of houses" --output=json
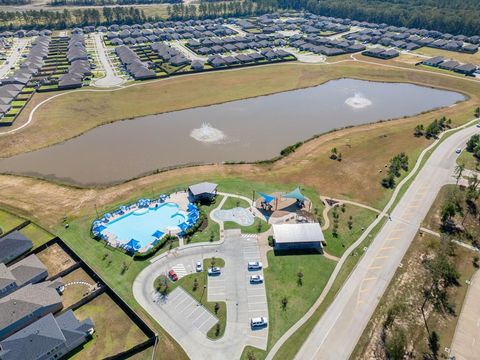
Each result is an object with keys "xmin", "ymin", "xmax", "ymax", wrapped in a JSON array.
[
  {"xmin": 292, "ymin": 35, "xmax": 366, "ymax": 56},
  {"xmin": 344, "ymin": 28, "xmax": 478, "ymax": 54},
  {"xmin": 58, "ymin": 34, "xmax": 91, "ymax": 89},
  {"xmin": 362, "ymin": 48, "xmax": 400, "ymax": 60},
  {"xmin": 0, "ymin": 36, "xmax": 50, "ymax": 120},
  {"xmin": 421, "ymin": 56, "xmax": 478, "ymax": 75},
  {"xmin": 116, "ymin": 45, "xmax": 156, "ymax": 80},
  {"xmin": 0, "ymin": 29, "xmax": 52, "ymax": 39},
  {"xmin": 0, "ymin": 230, "xmax": 95, "ymax": 359},
  {"xmin": 150, "ymin": 42, "xmax": 190, "ymax": 67},
  {"xmin": 206, "ymin": 48, "xmax": 293, "ymax": 68}
]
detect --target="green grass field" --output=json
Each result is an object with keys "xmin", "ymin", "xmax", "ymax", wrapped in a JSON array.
[
  {"xmin": 323, "ymin": 204, "xmax": 379, "ymax": 258},
  {"xmin": 264, "ymin": 251, "xmax": 336, "ymax": 349},
  {"xmin": 221, "ymin": 196, "xmax": 250, "ymax": 210},
  {"xmin": 72, "ymin": 293, "xmax": 149, "ymax": 359},
  {"xmin": 457, "ymin": 149, "xmax": 480, "ymax": 171},
  {"xmin": 224, "ymin": 217, "xmax": 271, "ymax": 234},
  {"xmin": 0, "ymin": 209, "xmax": 27, "ymax": 235},
  {"xmin": 188, "ymin": 196, "xmax": 223, "ymax": 244},
  {"xmin": 19, "ymin": 223, "xmax": 55, "ymax": 249}
]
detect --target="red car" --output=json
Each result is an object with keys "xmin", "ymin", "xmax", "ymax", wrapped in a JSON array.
[{"xmin": 168, "ymin": 270, "xmax": 178, "ymax": 282}]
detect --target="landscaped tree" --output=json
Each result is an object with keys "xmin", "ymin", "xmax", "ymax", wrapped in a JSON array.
[
  {"xmin": 414, "ymin": 124, "xmax": 424, "ymax": 137},
  {"xmin": 297, "ymin": 270, "xmax": 304, "ymax": 286},
  {"xmin": 210, "ymin": 257, "xmax": 216, "ymax": 269},
  {"xmin": 193, "ymin": 278, "xmax": 198, "ymax": 292},
  {"xmin": 247, "ymin": 351, "xmax": 257, "ymax": 360},
  {"xmin": 454, "ymin": 163, "xmax": 465, "ymax": 185},
  {"xmin": 428, "ymin": 331, "xmax": 440, "ymax": 359},
  {"xmin": 281, "ymin": 296, "xmax": 288, "ymax": 310},
  {"xmin": 440, "ymin": 201, "xmax": 458, "ymax": 232},
  {"xmin": 215, "ymin": 323, "xmax": 220, "ymax": 336},
  {"xmin": 214, "ymin": 302, "xmax": 220, "ymax": 314},
  {"xmin": 348, "ymin": 215, "xmax": 353, "ymax": 230},
  {"xmin": 330, "ymin": 147, "xmax": 338, "ymax": 160}
]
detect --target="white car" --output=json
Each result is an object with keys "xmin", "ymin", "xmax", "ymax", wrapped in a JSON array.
[
  {"xmin": 248, "ymin": 261, "xmax": 263, "ymax": 270},
  {"xmin": 250, "ymin": 275, "xmax": 264, "ymax": 284},
  {"xmin": 195, "ymin": 261, "xmax": 203, "ymax": 272},
  {"xmin": 455, "ymin": 148, "xmax": 462, "ymax": 154},
  {"xmin": 208, "ymin": 267, "xmax": 221, "ymax": 275},
  {"xmin": 476, "ymin": 123, "xmax": 480, "ymax": 128},
  {"xmin": 251, "ymin": 317, "xmax": 268, "ymax": 328}
]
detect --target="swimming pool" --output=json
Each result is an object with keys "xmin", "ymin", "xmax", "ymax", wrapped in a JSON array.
[{"xmin": 101, "ymin": 202, "xmax": 187, "ymax": 250}]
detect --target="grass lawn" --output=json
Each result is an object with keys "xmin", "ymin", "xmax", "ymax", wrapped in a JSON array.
[
  {"xmin": 323, "ymin": 204, "xmax": 379, "ymax": 258},
  {"xmin": 72, "ymin": 293, "xmax": 149, "ymax": 359},
  {"xmin": 203, "ymin": 257, "xmax": 225, "ymax": 269},
  {"xmin": 221, "ymin": 196, "xmax": 250, "ymax": 210},
  {"xmin": 0, "ymin": 209, "xmax": 27, "ymax": 235},
  {"xmin": 264, "ymin": 251, "xmax": 336, "ymax": 349},
  {"xmin": 457, "ymin": 149, "xmax": 480, "ymax": 171},
  {"xmin": 224, "ymin": 216, "xmax": 270, "ymax": 234},
  {"xmin": 61, "ymin": 267, "xmax": 96, "ymax": 308},
  {"xmin": 19, "ymin": 223, "xmax": 55, "ymax": 249},
  {"xmin": 188, "ymin": 196, "xmax": 223, "ymax": 244}
]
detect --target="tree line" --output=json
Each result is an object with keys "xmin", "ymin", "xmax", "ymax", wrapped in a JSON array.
[
  {"xmin": 167, "ymin": 0, "xmax": 277, "ymax": 21},
  {"xmin": 272, "ymin": 0, "xmax": 480, "ymax": 36},
  {"xmin": 49, "ymin": 0, "xmax": 179, "ymax": 6},
  {"xmin": 0, "ymin": 7, "xmax": 147, "ymax": 31}
]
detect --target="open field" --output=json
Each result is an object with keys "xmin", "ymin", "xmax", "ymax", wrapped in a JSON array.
[
  {"xmin": 352, "ymin": 232, "xmax": 476, "ymax": 359},
  {"xmin": 264, "ymin": 251, "xmax": 336, "ymax": 349},
  {"xmin": 72, "ymin": 293, "xmax": 149, "ymax": 359},
  {"xmin": 323, "ymin": 204, "xmax": 379, "ymax": 258}
]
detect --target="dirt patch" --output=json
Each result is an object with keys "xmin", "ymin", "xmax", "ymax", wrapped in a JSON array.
[{"xmin": 37, "ymin": 243, "xmax": 76, "ymax": 277}]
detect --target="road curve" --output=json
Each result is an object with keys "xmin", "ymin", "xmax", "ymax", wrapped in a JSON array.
[{"xmin": 294, "ymin": 123, "xmax": 480, "ymax": 360}]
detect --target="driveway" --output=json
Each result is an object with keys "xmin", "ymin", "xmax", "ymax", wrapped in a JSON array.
[
  {"xmin": 133, "ymin": 229, "xmax": 268, "ymax": 360},
  {"xmin": 92, "ymin": 33, "xmax": 124, "ymax": 87},
  {"xmin": 294, "ymin": 123, "xmax": 480, "ymax": 360},
  {"xmin": 450, "ymin": 270, "xmax": 480, "ymax": 360}
]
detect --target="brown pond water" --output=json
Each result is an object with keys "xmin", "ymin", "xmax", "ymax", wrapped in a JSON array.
[{"xmin": 0, "ymin": 79, "xmax": 465, "ymax": 186}]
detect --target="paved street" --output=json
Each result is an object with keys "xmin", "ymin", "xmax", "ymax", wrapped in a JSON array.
[
  {"xmin": 92, "ymin": 33, "xmax": 124, "ymax": 87},
  {"xmin": 450, "ymin": 270, "xmax": 480, "ymax": 360},
  {"xmin": 294, "ymin": 123, "xmax": 480, "ymax": 360},
  {"xmin": 0, "ymin": 38, "xmax": 28, "ymax": 79},
  {"xmin": 132, "ymin": 229, "xmax": 268, "ymax": 360}
]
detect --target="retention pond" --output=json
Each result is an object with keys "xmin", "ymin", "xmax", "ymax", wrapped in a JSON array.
[{"xmin": 0, "ymin": 79, "xmax": 465, "ymax": 186}]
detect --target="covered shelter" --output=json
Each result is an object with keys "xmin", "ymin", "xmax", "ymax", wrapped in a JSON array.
[
  {"xmin": 188, "ymin": 182, "xmax": 218, "ymax": 203},
  {"xmin": 272, "ymin": 223, "xmax": 324, "ymax": 253}
]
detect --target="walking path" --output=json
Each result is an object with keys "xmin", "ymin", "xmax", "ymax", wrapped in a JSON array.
[
  {"xmin": 292, "ymin": 121, "xmax": 479, "ymax": 360},
  {"xmin": 450, "ymin": 270, "xmax": 480, "ymax": 360},
  {"xmin": 265, "ymin": 118, "xmax": 479, "ymax": 360},
  {"xmin": 92, "ymin": 33, "xmax": 124, "ymax": 88}
]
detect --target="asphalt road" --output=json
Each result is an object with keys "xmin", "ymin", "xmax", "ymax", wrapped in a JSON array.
[
  {"xmin": 294, "ymin": 123, "xmax": 480, "ymax": 360},
  {"xmin": 132, "ymin": 230, "xmax": 268, "ymax": 360},
  {"xmin": 0, "ymin": 38, "xmax": 28, "ymax": 79},
  {"xmin": 450, "ymin": 270, "xmax": 480, "ymax": 360},
  {"xmin": 92, "ymin": 33, "xmax": 124, "ymax": 88}
]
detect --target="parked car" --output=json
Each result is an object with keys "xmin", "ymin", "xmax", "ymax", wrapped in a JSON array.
[
  {"xmin": 196, "ymin": 261, "xmax": 203, "ymax": 272},
  {"xmin": 476, "ymin": 123, "xmax": 480, "ymax": 128},
  {"xmin": 208, "ymin": 267, "xmax": 221, "ymax": 275},
  {"xmin": 168, "ymin": 270, "xmax": 178, "ymax": 282},
  {"xmin": 455, "ymin": 147, "xmax": 462, "ymax": 154},
  {"xmin": 250, "ymin": 275, "xmax": 264, "ymax": 284},
  {"xmin": 250, "ymin": 317, "xmax": 268, "ymax": 328},
  {"xmin": 248, "ymin": 261, "xmax": 263, "ymax": 270}
]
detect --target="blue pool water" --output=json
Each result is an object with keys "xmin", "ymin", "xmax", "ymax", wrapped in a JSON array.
[{"xmin": 103, "ymin": 202, "xmax": 186, "ymax": 248}]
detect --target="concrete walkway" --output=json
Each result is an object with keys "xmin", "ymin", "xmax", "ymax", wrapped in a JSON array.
[
  {"xmin": 450, "ymin": 270, "xmax": 480, "ymax": 360},
  {"xmin": 92, "ymin": 33, "xmax": 124, "ymax": 88}
]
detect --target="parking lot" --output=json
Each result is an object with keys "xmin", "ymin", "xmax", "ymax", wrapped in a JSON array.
[
  {"xmin": 134, "ymin": 229, "xmax": 269, "ymax": 360},
  {"xmin": 158, "ymin": 287, "xmax": 218, "ymax": 335}
]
